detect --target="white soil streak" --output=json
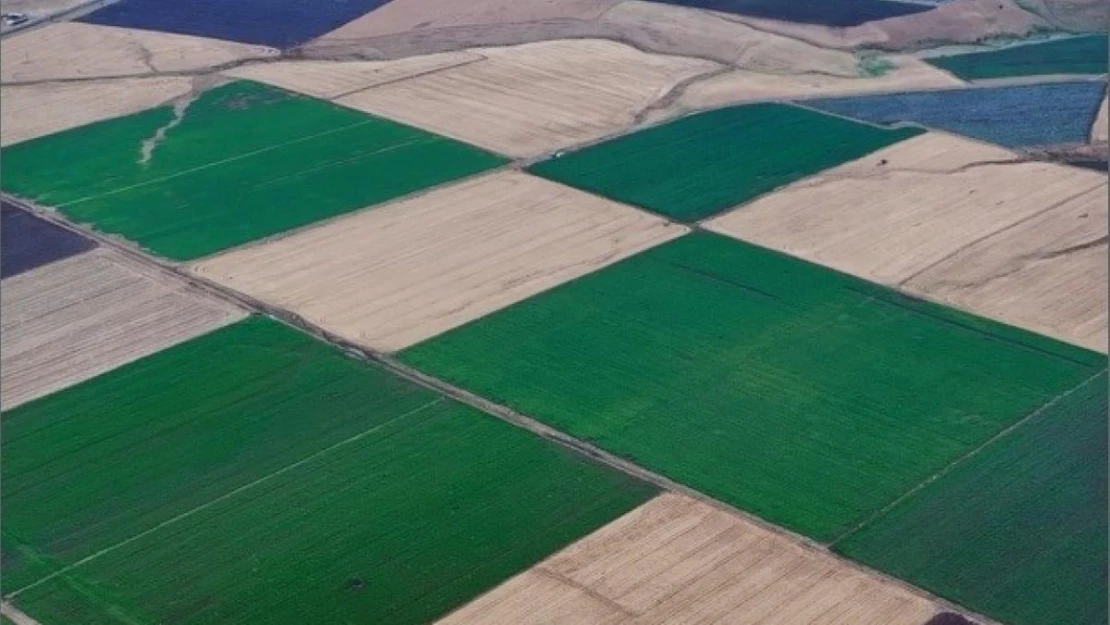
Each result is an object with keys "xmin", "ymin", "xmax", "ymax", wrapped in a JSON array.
[
  {"xmin": 138, "ymin": 91, "xmax": 196, "ymax": 165},
  {"xmin": 7, "ymin": 398, "xmax": 445, "ymax": 598},
  {"xmin": 1, "ymin": 602, "xmax": 42, "ymax": 625}
]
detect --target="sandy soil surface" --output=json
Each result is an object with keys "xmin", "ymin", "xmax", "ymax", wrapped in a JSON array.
[
  {"xmin": 704, "ymin": 132, "xmax": 1107, "ymax": 351},
  {"xmin": 721, "ymin": 0, "xmax": 1047, "ymax": 51},
  {"xmin": 907, "ymin": 186, "xmax": 1107, "ymax": 352},
  {"xmin": 193, "ymin": 171, "xmax": 686, "ymax": 352},
  {"xmin": 1092, "ymin": 97, "xmax": 1108, "ymax": 143},
  {"xmin": 333, "ymin": 39, "xmax": 718, "ymax": 157},
  {"xmin": 1, "ymin": 76, "xmax": 191, "ymax": 145},
  {"xmin": 1, "ymin": 247, "xmax": 245, "ymax": 410},
  {"xmin": 223, "ymin": 50, "xmax": 481, "ymax": 99},
  {"xmin": 642, "ymin": 55, "xmax": 963, "ymax": 124},
  {"xmin": 0, "ymin": 22, "xmax": 276, "ymax": 83},
  {"xmin": 437, "ymin": 493, "xmax": 942, "ymax": 625}
]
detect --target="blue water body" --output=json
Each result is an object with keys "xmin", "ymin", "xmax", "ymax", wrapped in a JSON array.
[
  {"xmin": 80, "ymin": 0, "xmax": 393, "ymax": 48},
  {"xmin": 1, "ymin": 202, "xmax": 95, "ymax": 279},
  {"xmin": 641, "ymin": 0, "xmax": 932, "ymax": 27},
  {"xmin": 805, "ymin": 81, "xmax": 1108, "ymax": 148}
]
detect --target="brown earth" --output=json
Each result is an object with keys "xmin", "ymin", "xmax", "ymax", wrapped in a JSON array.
[
  {"xmin": 1018, "ymin": 0, "xmax": 1107, "ymax": 32},
  {"xmin": 1, "ymin": 247, "xmax": 246, "ymax": 410},
  {"xmin": 437, "ymin": 493, "xmax": 945, "ymax": 625},
  {"xmin": 704, "ymin": 132, "xmax": 1107, "ymax": 352},
  {"xmin": 192, "ymin": 171, "xmax": 686, "ymax": 352},
  {"xmin": 1092, "ymin": 97, "xmax": 1108, "ymax": 143}
]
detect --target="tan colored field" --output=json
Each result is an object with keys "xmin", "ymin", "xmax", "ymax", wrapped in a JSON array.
[
  {"xmin": 642, "ymin": 55, "xmax": 962, "ymax": 123},
  {"xmin": 1092, "ymin": 97, "xmax": 1108, "ymax": 143},
  {"xmin": 1, "ymin": 247, "xmax": 246, "ymax": 410},
  {"xmin": 0, "ymin": 22, "xmax": 276, "ymax": 83},
  {"xmin": 332, "ymin": 39, "xmax": 717, "ymax": 157},
  {"xmin": 438, "ymin": 493, "xmax": 942, "ymax": 625},
  {"xmin": 223, "ymin": 51, "xmax": 482, "ymax": 99},
  {"xmin": 1, "ymin": 76, "xmax": 192, "ymax": 146},
  {"xmin": 705, "ymin": 132, "xmax": 1108, "ymax": 351},
  {"xmin": 193, "ymin": 171, "xmax": 686, "ymax": 352}
]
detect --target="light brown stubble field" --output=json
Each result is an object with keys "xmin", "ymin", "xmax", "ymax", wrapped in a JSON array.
[
  {"xmin": 0, "ymin": 22, "xmax": 276, "ymax": 82},
  {"xmin": 437, "ymin": 493, "xmax": 942, "ymax": 625},
  {"xmin": 1, "ymin": 247, "xmax": 246, "ymax": 410},
  {"xmin": 705, "ymin": 132, "xmax": 1108, "ymax": 352},
  {"xmin": 192, "ymin": 172, "xmax": 687, "ymax": 352}
]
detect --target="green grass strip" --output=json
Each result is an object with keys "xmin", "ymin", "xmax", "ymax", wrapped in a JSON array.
[{"xmin": 528, "ymin": 102, "xmax": 922, "ymax": 221}]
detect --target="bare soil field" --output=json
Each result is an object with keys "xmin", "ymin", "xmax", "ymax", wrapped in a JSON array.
[
  {"xmin": 1092, "ymin": 97, "xmax": 1108, "ymax": 143},
  {"xmin": 222, "ymin": 50, "xmax": 481, "ymax": 99},
  {"xmin": 705, "ymin": 132, "xmax": 1107, "ymax": 351},
  {"xmin": 1, "ymin": 247, "xmax": 245, "ymax": 410},
  {"xmin": 1019, "ymin": 0, "xmax": 1107, "ymax": 32},
  {"xmin": 641, "ymin": 56, "xmax": 962, "ymax": 124},
  {"xmin": 333, "ymin": 39, "xmax": 719, "ymax": 157},
  {"xmin": 0, "ymin": 22, "xmax": 275, "ymax": 83},
  {"xmin": 437, "ymin": 493, "xmax": 943, "ymax": 625},
  {"xmin": 193, "ymin": 171, "xmax": 685, "ymax": 351},
  {"xmin": 0, "ymin": 76, "xmax": 191, "ymax": 146}
]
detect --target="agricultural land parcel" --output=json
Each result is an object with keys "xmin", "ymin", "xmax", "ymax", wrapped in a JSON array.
[
  {"xmin": 400, "ymin": 232, "xmax": 1106, "ymax": 543},
  {"xmin": 0, "ymin": 80, "xmax": 506, "ymax": 260},
  {"xmin": 193, "ymin": 171, "xmax": 686, "ymax": 352},
  {"xmin": 0, "ymin": 246, "xmax": 245, "ymax": 410},
  {"xmin": 2, "ymin": 317, "xmax": 655, "ymax": 624},
  {"xmin": 438, "ymin": 493, "xmax": 942, "ymax": 625},
  {"xmin": 529, "ymin": 103, "xmax": 923, "ymax": 221},
  {"xmin": 926, "ymin": 34, "xmax": 1110, "ymax": 80},
  {"xmin": 79, "ymin": 0, "xmax": 393, "ymax": 48},
  {"xmin": 705, "ymin": 132, "xmax": 1108, "ymax": 352},
  {"xmin": 807, "ymin": 80, "xmax": 1108, "ymax": 148},
  {"xmin": 0, "ymin": 202, "xmax": 94, "ymax": 278},
  {"xmin": 837, "ymin": 371, "xmax": 1108, "ymax": 625},
  {"xmin": 637, "ymin": 0, "xmax": 931, "ymax": 26}
]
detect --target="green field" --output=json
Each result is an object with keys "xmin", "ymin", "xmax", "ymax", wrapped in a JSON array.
[
  {"xmin": 527, "ymin": 103, "xmax": 922, "ymax": 221},
  {"xmin": 0, "ymin": 81, "xmax": 506, "ymax": 260},
  {"xmin": 836, "ymin": 371, "xmax": 1107, "ymax": 625},
  {"xmin": 927, "ymin": 34, "xmax": 1109, "ymax": 80},
  {"xmin": 2, "ymin": 316, "xmax": 655, "ymax": 624},
  {"xmin": 400, "ymin": 232, "xmax": 1105, "ymax": 541}
]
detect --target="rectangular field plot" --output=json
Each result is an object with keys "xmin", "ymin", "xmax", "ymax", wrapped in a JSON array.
[
  {"xmin": 640, "ymin": 0, "xmax": 931, "ymax": 27},
  {"xmin": 194, "ymin": 172, "xmax": 686, "ymax": 352},
  {"xmin": 2, "ymin": 317, "xmax": 655, "ymax": 624},
  {"xmin": 0, "ymin": 80, "xmax": 506, "ymax": 261},
  {"xmin": 926, "ymin": 34, "xmax": 1109, "ymax": 80},
  {"xmin": 806, "ymin": 80, "xmax": 1108, "ymax": 148},
  {"xmin": 439, "ymin": 493, "xmax": 943, "ymax": 625},
  {"xmin": 706, "ymin": 132, "xmax": 1108, "ymax": 352},
  {"xmin": 400, "ymin": 232, "xmax": 1106, "ymax": 541},
  {"xmin": 1, "ymin": 247, "xmax": 244, "ymax": 410},
  {"xmin": 0, "ymin": 202, "xmax": 94, "ymax": 278},
  {"xmin": 528, "ymin": 103, "xmax": 922, "ymax": 221},
  {"xmin": 836, "ymin": 371, "xmax": 1107, "ymax": 625}
]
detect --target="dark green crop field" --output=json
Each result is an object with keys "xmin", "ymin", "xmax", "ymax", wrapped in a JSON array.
[
  {"xmin": 527, "ymin": 103, "xmax": 922, "ymax": 221},
  {"xmin": 2, "ymin": 316, "xmax": 654, "ymax": 625},
  {"xmin": 836, "ymin": 371, "xmax": 1107, "ymax": 625},
  {"xmin": 927, "ymin": 34, "xmax": 1109, "ymax": 80},
  {"xmin": 0, "ymin": 80, "xmax": 505, "ymax": 260},
  {"xmin": 401, "ymin": 232, "xmax": 1104, "ymax": 541}
]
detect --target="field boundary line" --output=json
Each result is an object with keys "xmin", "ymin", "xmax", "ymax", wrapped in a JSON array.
[
  {"xmin": 1, "ymin": 601, "xmax": 42, "ymax": 625},
  {"xmin": 6, "ymin": 397, "xmax": 445, "ymax": 598},
  {"xmin": 828, "ymin": 367, "xmax": 1108, "ymax": 548},
  {"xmin": 0, "ymin": 194, "xmax": 1004, "ymax": 625}
]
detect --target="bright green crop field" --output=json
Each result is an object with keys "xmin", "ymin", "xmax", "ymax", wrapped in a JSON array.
[
  {"xmin": 836, "ymin": 371, "xmax": 1107, "ymax": 625},
  {"xmin": 401, "ymin": 232, "xmax": 1105, "ymax": 542},
  {"xmin": 527, "ymin": 103, "xmax": 922, "ymax": 221},
  {"xmin": 2, "ymin": 316, "xmax": 655, "ymax": 625},
  {"xmin": 927, "ymin": 34, "xmax": 1109, "ymax": 80},
  {"xmin": 0, "ymin": 80, "xmax": 506, "ymax": 260}
]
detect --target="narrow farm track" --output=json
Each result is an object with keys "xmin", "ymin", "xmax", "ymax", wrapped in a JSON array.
[{"xmin": 1, "ymin": 193, "xmax": 1012, "ymax": 625}]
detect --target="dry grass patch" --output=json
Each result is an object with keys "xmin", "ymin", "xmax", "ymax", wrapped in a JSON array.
[
  {"xmin": 334, "ymin": 39, "xmax": 719, "ymax": 157},
  {"xmin": 705, "ymin": 132, "xmax": 1107, "ymax": 351},
  {"xmin": 1, "ymin": 247, "xmax": 245, "ymax": 410},
  {"xmin": 193, "ymin": 171, "xmax": 685, "ymax": 351},
  {"xmin": 0, "ymin": 22, "xmax": 275, "ymax": 82},
  {"xmin": 438, "ymin": 493, "xmax": 942, "ymax": 625},
  {"xmin": 0, "ymin": 77, "xmax": 192, "ymax": 146}
]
